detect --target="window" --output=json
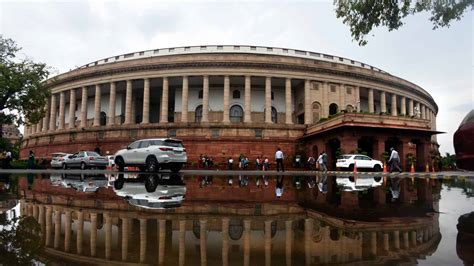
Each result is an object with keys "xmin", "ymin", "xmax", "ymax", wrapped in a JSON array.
[
  {"xmin": 251, "ymin": 46, "xmax": 257, "ymax": 50},
  {"xmin": 100, "ymin": 111, "xmax": 107, "ymax": 126},
  {"xmin": 128, "ymin": 141, "xmax": 140, "ymax": 149},
  {"xmin": 232, "ymin": 90, "xmax": 241, "ymax": 99},
  {"xmin": 346, "ymin": 87, "xmax": 352, "ymax": 94},
  {"xmin": 255, "ymin": 129, "xmax": 262, "ymax": 138},
  {"xmin": 198, "ymin": 90, "xmax": 203, "ymax": 99},
  {"xmin": 168, "ymin": 129, "xmax": 177, "ymax": 138},
  {"xmin": 211, "ymin": 128, "xmax": 219, "ymax": 138},
  {"xmin": 267, "ymin": 47, "xmax": 273, "ymax": 52},
  {"xmin": 200, "ymin": 46, "xmax": 206, "ymax": 50},
  {"xmin": 234, "ymin": 46, "xmax": 240, "ymax": 50},
  {"xmin": 184, "ymin": 47, "xmax": 191, "ymax": 51},
  {"xmin": 312, "ymin": 102, "xmax": 321, "ymax": 123},
  {"xmin": 282, "ymin": 49, "xmax": 288, "ymax": 53},
  {"xmin": 139, "ymin": 51, "xmax": 144, "ymax": 56},
  {"xmin": 330, "ymin": 85, "xmax": 336, "ymax": 92},
  {"xmin": 169, "ymin": 48, "xmax": 174, "ymax": 52},
  {"xmin": 124, "ymin": 53, "xmax": 134, "ymax": 58},
  {"xmin": 295, "ymin": 50, "xmax": 306, "ymax": 55},
  {"xmin": 329, "ymin": 103, "xmax": 338, "ymax": 115},
  {"xmin": 312, "ymin": 83, "xmax": 319, "ymax": 90},
  {"xmin": 230, "ymin": 105, "xmax": 244, "ymax": 123},
  {"xmin": 195, "ymin": 105, "xmax": 203, "ymax": 122},
  {"xmin": 217, "ymin": 46, "xmax": 223, "ymax": 50},
  {"xmin": 138, "ymin": 141, "xmax": 149, "ymax": 149}
]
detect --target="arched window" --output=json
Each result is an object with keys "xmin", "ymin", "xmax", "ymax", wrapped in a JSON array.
[
  {"xmin": 232, "ymin": 90, "xmax": 240, "ymax": 99},
  {"xmin": 100, "ymin": 111, "xmax": 107, "ymax": 126},
  {"xmin": 329, "ymin": 103, "xmax": 339, "ymax": 116},
  {"xmin": 198, "ymin": 90, "xmax": 203, "ymax": 99},
  {"xmin": 195, "ymin": 105, "xmax": 203, "ymax": 122},
  {"xmin": 230, "ymin": 105, "xmax": 244, "ymax": 123},
  {"xmin": 312, "ymin": 102, "xmax": 321, "ymax": 123}
]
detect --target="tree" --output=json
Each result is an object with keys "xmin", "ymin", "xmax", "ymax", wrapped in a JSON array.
[
  {"xmin": 0, "ymin": 35, "xmax": 51, "ymax": 141},
  {"xmin": 335, "ymin": 0, "xmax": 473, "ymax": 46}
]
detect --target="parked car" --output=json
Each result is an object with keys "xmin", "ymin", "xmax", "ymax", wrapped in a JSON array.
[
  {"xmin": 114, "ymin": 138, "xmax": 187, "ymax": 173},
  {"xmin": 50, "ymin": 152, "xmax": 72, "ymax": 169},
  {"xmin": 112, "ymin": 173, "xmax": 186, "ymax": 209},
  {"xmin": 336, "ymin": 154, "xmax": 383, "ymax": 171},
  {"xmin": 50, "ymin": 173, "xmax": 109, "ymax": 192},
  {"xmin": 63, "ymin": 151, "xmax": 109, "ymax": 170}
]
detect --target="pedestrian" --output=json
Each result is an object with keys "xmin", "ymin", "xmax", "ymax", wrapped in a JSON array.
[
  {"xmin": 227, "ymin": 157, "xmax": 234, "ymax": 170},
  {"xmin": 275, "ymin": 147, "xmax": 285, "ymax": 172},
  {"xmin": 317, "ymin": 152, "xmax": 327, "ymax": 173},
  {"xmin": 263, "ymin": 157, "xmax": 270, "ymax": 171},
  {"xmin": 255, "ymin": 156, "xmax": 262, "ymax": 170},
  {"xmin": 388, "ymin": 147, "xmax": 402, "ymax": 173},
  {"xmin": 5, "ymin": 150, "xmax": 12, "ymax": 169},
  {"xmin": 307, "ymin": 156, "xmax": 316, "ymax": 170},
  {"xmin": 27, "ymin": 150, "xmax": 35, "ymax": 169}
]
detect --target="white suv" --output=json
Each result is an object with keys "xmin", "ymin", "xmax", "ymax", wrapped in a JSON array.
[
  {"xmin": 114, "ymin": 138, "xmax": 187, "ymax": 173},
  {"xmin": 336, "ymin": 154, "xmax": 383, "ymax": 172}
]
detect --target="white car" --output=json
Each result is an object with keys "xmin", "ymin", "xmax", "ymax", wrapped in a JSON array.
[
  {"xmin": 336, "ymin": 176, "xmax": 383, "ymax": 191},
  {"xmin": 50, "ymin": 153, "xmax": 72, "ymax": 169},
  {"xmin": 336, "ymin": 154, "xmax": 383, "ymax": 172},
  {"xmin": 114, "ymin": 138, "xmax": 187, "ymax": 173}
]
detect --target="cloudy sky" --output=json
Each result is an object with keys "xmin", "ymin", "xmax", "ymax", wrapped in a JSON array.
[{"xmin": 1, "ymin": 0, "xmax": 472, "ymax": 154}]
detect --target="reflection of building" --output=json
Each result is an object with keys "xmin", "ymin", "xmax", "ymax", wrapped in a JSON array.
[
  {"xmin": 20, "ymin": 175, "xmax": 442, "ymax": 265},
  {"xmin": 20, "ymin": 45, "xmax": 438, "ymax": 170}
]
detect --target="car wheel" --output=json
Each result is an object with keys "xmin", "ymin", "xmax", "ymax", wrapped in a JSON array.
[
  {"xmin": 170, "ymin": 164, "xmax": 181, "ymax": 173},
  {"xmin": 146, "ymin": 156, "xmax": 158, "ymax": 172},
  {"xmin": 145, "ymin": 175, "xmax": 158, "ymax": 192},
  {"xmin": 115, "ymin": 157, "xmax": 125, "ymax": 172},
  {"xmin": 374, "ymin": 164, "xmax": 382, "ymax": 172},
  {"xmin": 114, "ymin": 176, "xmax": 125, "ymax": 190},
  {"xmin": 80, "ymin": 162, "xmax": 87, "ymax": 170},
  {"xmin": 348, "ymin": 164, "xmax": 354, "ymax": 171}
]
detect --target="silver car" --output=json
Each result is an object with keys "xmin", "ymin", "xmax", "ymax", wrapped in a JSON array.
[
  {"xmin": 50, "ymin": 152, "xmax": 72, "ymax": 169},
  {"xmin": 63, "ymin": 151, "xmax": 108, "ymax": 170}
]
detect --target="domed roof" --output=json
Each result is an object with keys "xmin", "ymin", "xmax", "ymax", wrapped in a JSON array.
[{"xmin": 459, "ymin": 109, "xmax": 474, "ymax": 127}]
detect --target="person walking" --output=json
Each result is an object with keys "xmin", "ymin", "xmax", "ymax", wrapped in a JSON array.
[
  {"xmin": 227, "ymin": 157, "xmax": 234, "ymax": 170},
  {"xmin": 275, "ymin": 176, "xmax": 284, "ymax": 198},
  {"xmin": 255, "ymin": 156, "xmax": 262, "ymax": 170},
  {"xmin": 27, "ymin": 150, "xmax": 35, "ymax": 169},
  {"xmin": 5, "ymin": 150, "xmax": 12, "ymax": 169},
  {"xmin": 275, "ymin": 147, "xmax": 285, "ymax": 172},
  {"xmin": 388, "ymin": 147, "xmax": 402, "ymax": 173},
  {"xmin": 307, "ymin": 156, "xmax": 316, "ymax": 170},
  {"xmin": 317, "ymin": 152, "xmax": 328, "ymax": 173}
]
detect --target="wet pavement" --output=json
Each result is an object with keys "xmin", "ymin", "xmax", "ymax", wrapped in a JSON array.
[{"xmin": 0, "ymin": 171, "xmax": 473, "ymax": 265}]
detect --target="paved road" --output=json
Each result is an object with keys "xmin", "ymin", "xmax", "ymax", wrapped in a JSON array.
[{"xmin": 0, "ymin": 168, "xmax": 473, "ymax": 178}]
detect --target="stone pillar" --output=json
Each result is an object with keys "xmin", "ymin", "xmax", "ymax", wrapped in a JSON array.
[
  {"xmin": 68, "ymin": 89, "xmax": 76, "ymax": 128},
  {"xmin": 380, "ymin": 91, "xmax": 386, "ymax": 113},
  {"xmin": 131, "ymin": 93, "xmax": 136, "ymax": 124},
  {"xmin": 42, "ymin": 100, "xmax": 50, "ymax": 132},
  {"xmin": 243, "ymin": 219, "xmax": 251, "ymax": 266},
  {"xmin": 108, "ymin": 82, "xmax": 116, "ymax": 126},
  {"xmin": 80, "ymin": 87, "xmax": 88, "ymax": 128},
  {"xmin": 403, "ymin": 231, "xmax": 409, "ymax": 249},
  {"xmin": 45, "ymin": 207, "xmax": 52, "ymax": 247},
  {"xmin": 244, "ymin": 75, "xmax": 252, "ymax": 123},
  {"xmin": 93, "ymin": 84, "xmax": 101, "ymax": 126},
  {"xmin": 304, "ymin": 79, "xmax": 312, "ymax": 124},
  {"xmin": 339, "ymin": 84, "xmax": 345, "ymax": 111},
  {"xmin": 393, "ymin": 230, "xmax": 400, "ymax": 249},
  {"xmin": 304, "ymin": 219, "xmax": 313, "ymax": 266},
  {"xmin": 200, "ymin": 219, "xmax": 207, "ymax": 266},
  {"xmin": 139, "ymin": 218, "xmax": 147, "ymax": 263},
  {"xmin": 124, "ymin": 80, "xmax": 132, "ymax": 124},
  {"xmin": 222, "ymin": 76, "xmax": 230, "ymax": 123},
  {"xmin": 383, "ymin": 233, "xmax": 389, "ymax": 251},
  {"xmin": 408, "ymin": 99, "xmax": 414, "ymax": 116},
  {"xmin": 422, "ymin": 105, "xmax": 427, "ymax": 119},
  {"xmin": 181, "ymin": 76, "xmax": 189, "ymax": 123},
  {"xmin": 104, "ymin": 213, "xmax": 112, "ymax": 260},
  {"xmin": 285, "ymin": 78, "xmax": 293, "ymax": 124},
  {"xmin": 49, "ymin": 94, "xmax": 57, "ymax": 131},
  {"xmin": 179, "ymin": 220, "xmax": 186, "ymax": 266},
  {"xmin": 90, "ymin": 213, "xmax": 97, "ymax": 257},
  {"xmin": 265, "ymin": 220, "xmax": 272, "ymax": 266},
  {"xmin": 370, "ymin": 231, "xmax": 377, "ymax": 256},
  {"xmin": 58, "ymin": 92, "xmax": 65, "ymax": 130},
  {"xmin": 222, "ymin": 218, "xmax": 229, "ymax": 266},
  {"xmin": 158, "ymin": 219, "xmax": 166, "ymax": 265},
  {"xmin": 38, "ymin": 205, "xmax": 45, "ymax": 238},
  {"xmin": 410, "ymin": 231, "xmax": 417, "ymax": 246},
  {"xmin": 77, "ymin": 211, "xmax": 84, "ymax": 255},
  {"xmin": 122, "ymin": 217, "xmax": 130, "ymax": 261},
  {"xmin": 33, "ymin": 204, "xmax": 38, "ymax": 220},
  {"xmin": 36, "ymin": 120, "xmax": 42, "ymax": 133},
  {"xmin": 54, "ymin": 209, "xmax": 61, "ymax": 249},
  {"xmin": 201, "ymin": 76, "xmax": 209, "ymax": 123},
  {"xmin": 368, "ymin": 88, "xmax": 374, "ymax": 113},
  {"xmin": 321, "ymin": 82, "xmax": 329, "ymax": 117},
  {"xmin": 64, "ymin": 210, "xmax": 72, "ymax": 252},
  {"xmin": 285, "ymin": 220, "xmax": 293, "ymax": 266},
  {"xmin": 400, "ymin": 96, "xmax": 406, "ymax": 116},
  {"xmin": 142, "ymin": 78, "xmax": 150, "ymax": 124},
  {"xmin": 265, "ymin": 77, "xmax": 272, "ymax": 124},
  {"xmin": 355, "ymin": 86, "xmax": 361, "ymax": 112},
  {"xmin": 391, "ymin": 94, "xmax": 397, "ymax": 116}
]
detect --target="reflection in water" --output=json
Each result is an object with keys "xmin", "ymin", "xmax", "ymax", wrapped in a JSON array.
[{"xmin": 9, "ymin": 174, "xmax": 471, "ymax": 265}]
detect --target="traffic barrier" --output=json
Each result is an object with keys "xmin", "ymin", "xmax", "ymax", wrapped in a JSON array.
[
  {"xmin": 425, "ymin": 163, "xmax": 430, "ymax": 173},
  {"xmin": 383, "ymin": 163, "xmax": 388, "ymax": 173},
  {"xmin": 353, "ymin": 162, "xmax": 358, "ymax": 174},
  {"xmin": 410, "ymin": 162, "xmax": 415, "ymax": 173},
  {"xmin": 432, "ymin": 165, "xmax": 436, "ymax": 173}
]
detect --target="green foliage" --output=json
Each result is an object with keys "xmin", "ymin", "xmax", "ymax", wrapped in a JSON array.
[
  {"xmin": 0, "ymin": 35, "xmax": 51, "ymax": 127},
  {"xmin": 441, "ymin": 152, "xmax": 456, "ymax": 169},
  {"xmin": 10, "ymin": 160, "xmax": 29, "ymax": 169},
  {"xmin": 381, "ymin": 151, "xmax": 390, "ymax": 163},
  {"xmin": 406, "ymin": 153, "xmax": 417, "ymax": 165},
  {"xmin": 335, "ymin": 0, "xmax": 473, "ymax": 46},
  {"xmin": 0, "ymin": 215, "xmax": 43, "ymax": 265}
]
